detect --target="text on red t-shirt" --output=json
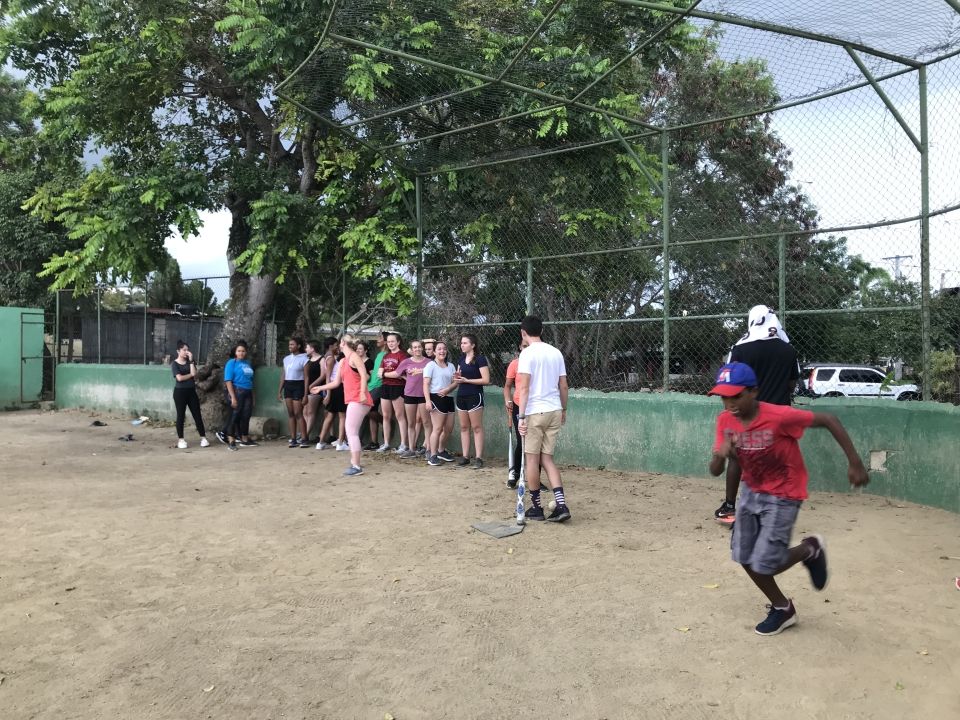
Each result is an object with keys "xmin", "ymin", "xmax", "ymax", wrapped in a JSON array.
[{"xmin": 713, "ymin": 402, "xmax": 814, "ymax": 500}]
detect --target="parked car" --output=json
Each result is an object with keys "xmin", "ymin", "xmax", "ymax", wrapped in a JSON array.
[{"xmin": 798, "ymin": 364, "xmax": 921, "ymax": 400}]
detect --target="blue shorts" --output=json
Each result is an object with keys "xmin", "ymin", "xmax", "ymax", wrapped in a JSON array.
[{"xmin": 730, "ymin": 484, "xmax": 802, "ymax": 575}]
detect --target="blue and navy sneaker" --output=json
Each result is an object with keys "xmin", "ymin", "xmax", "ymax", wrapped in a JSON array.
[
  {"xmin": 343, "ymin": 465, "xmax": 364, "ymax": 477},
  {"xmin": 755, "ymin": 600, "xmax": 797, "ymax": 636},
  {"xmin": 801, "ymin": 535, "xmax": 829, "ymax": 590}
]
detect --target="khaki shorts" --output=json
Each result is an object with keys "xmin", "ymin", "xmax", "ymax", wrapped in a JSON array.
[{"xmin": 525, "ymin": 410, "xmax": 563, "ymax": 455}]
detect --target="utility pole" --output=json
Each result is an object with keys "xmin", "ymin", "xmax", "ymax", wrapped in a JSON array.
[{"xmin": 882, "ymin": 254, "xmax": 913, "ymax": 279}]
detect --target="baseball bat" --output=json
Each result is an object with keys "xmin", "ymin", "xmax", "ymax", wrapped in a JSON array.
[
  {"xmin": 516, "ymin": 443, "xmax": 526, "ymax": 525},
  {"xmin": 507, "ymin": 418, "xmax": 515, "ymax": 482}
]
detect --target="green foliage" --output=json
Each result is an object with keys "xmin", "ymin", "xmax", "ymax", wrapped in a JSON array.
[
  {"xmin": 1, "ymin": 0, "xmax": 419, "ymax": 326},
  {"xmin": 927, "ymin": 350, "xmax": 959, "ymax": 402},
  {"xmin": 0, "ymin": 69, "xmax": 81, "ymax": 309}
]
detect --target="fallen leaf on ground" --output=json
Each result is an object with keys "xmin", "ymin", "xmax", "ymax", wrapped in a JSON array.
[
  {"xmin": 702, "ymin": 583, "xmax": 719, "ymax": 589},
  {"xmin": 203, "ymin": 685, "xmax": 215, "ymax": 693},
  {"xmin": 676, "ymin": 626, "xmax": 690, "ymax": 633}
]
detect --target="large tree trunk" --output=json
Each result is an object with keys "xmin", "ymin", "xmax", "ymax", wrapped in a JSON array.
[{"xmin": 196, "ymin": 200, "xmax": 278, "ymax": 427}]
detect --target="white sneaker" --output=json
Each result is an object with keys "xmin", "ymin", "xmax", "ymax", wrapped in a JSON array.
[
  {"xmin": 177, "ymin": 439, "xmax": 188, "ymax": 449},
  {"xmin": 199, "ymin": 437, "xmax": 210, "ymax": 448},
  {"xmin": 377, "ymin": 443, "xmax": 391, "ymax": 453},
  {"xmin": 316, "ymin": 442, "xmax": 333, "ymax": 450},
  {"xmin": 394, "ymin": 444, "xmax": 408, "ymax": 454},
  {"xmin": 336, "ymin": 442, "xmax": 349, "ymax": 451}
]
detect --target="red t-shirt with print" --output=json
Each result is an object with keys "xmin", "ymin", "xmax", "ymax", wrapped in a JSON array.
[
  {"xmin": 381, "ymin": 350, "xmax": 409, "ymax": 386},
  {"xmin": 713, "ymin": 402, "xmax": 815, "ymax": 501}
]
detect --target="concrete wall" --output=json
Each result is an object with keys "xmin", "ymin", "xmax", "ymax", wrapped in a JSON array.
[
  {"xmin": 0, "ymin": 306, "xmax": 44, "ymax": 408},
  {"xmin": 54, "ymin": 364, "xmax": 960, "ymax": 513}
]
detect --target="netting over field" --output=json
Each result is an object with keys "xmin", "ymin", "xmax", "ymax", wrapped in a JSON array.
[{"xmin": 244, "ymin": 2, "xmax": 960, "ymax": 401}]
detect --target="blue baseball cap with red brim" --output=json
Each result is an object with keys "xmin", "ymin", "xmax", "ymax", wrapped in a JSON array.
[{"xmin": 708, "ymin": 362, "xmax": 758, "ymax": 397}]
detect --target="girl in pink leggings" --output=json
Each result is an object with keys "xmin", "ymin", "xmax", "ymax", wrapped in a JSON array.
[{"xmin": 309, "ymin": 334, "xmax": 372, "ymax": 476}]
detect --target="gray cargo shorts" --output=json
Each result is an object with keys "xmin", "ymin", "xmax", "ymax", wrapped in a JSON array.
[{"xmin": 731, "ymin": 484, "xmax": 802, "ymax": 575}]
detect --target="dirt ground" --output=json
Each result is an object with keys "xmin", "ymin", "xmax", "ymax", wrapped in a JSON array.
[{"xmin": 1, "ymin": 409, "xmax": 958, "ymax": 720}]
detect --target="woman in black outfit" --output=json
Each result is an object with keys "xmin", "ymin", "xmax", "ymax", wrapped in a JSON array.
[{"xmin": 171, "ymin": 340, "xmax": 209, "ymax": 449}]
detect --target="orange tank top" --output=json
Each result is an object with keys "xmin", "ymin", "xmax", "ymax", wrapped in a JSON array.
[{"xmin": 340, "ymin": 357, "xmax": 372, "ymax": 406}]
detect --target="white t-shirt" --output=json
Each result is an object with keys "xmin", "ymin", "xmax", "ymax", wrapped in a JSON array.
[
  {"xmin": 283, "ymin": 353, "xmax": 309, "ymax": 381},
  {"xmin": 424, "ymin": 360, "xmax": 455, "ymax": 394},
  {"xmin": 517, "ymin": 341, "xmax": 566, "ymax": 414}
]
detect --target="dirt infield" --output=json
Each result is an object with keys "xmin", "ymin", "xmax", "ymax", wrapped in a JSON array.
[{"xmin": 1, "ymin": 409, "xmax": 958, "ymax": 720}]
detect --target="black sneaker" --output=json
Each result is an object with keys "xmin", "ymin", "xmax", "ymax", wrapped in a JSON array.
[
  {"xmin": 714, "ymin": 499, "xmax": 736, "ymax": 525},
  {"xmin": 506, "ymin": 477, "xmax": 518, "ymax": 489},
  {"xmin": 300, "ymin": 440, "xmax": 311, "ymax": 448},
  {"xmin": 524, "ymin": 506, "xmax": 545, "ymax": 521},
  {"xmin": 546, "ymin": 504, "xmax": 572, "ymax": 522},
  {"xmin": 427, "ymin": 455, "xmax": 441, "ymax": 466},
  {"xmin": 215, "ymin": 431, "xmax": 227, "ymax": 445},
  {"xmin": 755, "ymin": 600, "xmax": 797, "ymax": 636},
  {"xmin": 227, "ymin": 442, "xmax": 239, "ymax": 452},
  {"xmin": 472, "ymin": 458, "xmax": 485, "ymax": 470},
  {"xmin": 363, "ymin": 442, "xmax": 379, "ymax": 451},
  {"xmin": 288, "ymin": 438, "xmax": 298, "ymax": 448},
  {"xmin": 437, "ymin": 450, "xmax": 455, "ymax": 463},
  {"xmin": 239, "ymin": 439, "xmax": 259, "ymax": 447},
  {"xmin": 801, "ymin": 535, "xmax": 829, "ymax": 590},
  {"xmin": 456, "ymin": 456, "xmax": 471, "ymax": 467}
]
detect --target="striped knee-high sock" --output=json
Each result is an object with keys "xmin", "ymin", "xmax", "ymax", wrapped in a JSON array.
[{"xmin": 552, "ymin": 486, "xmax": 566, "ymax": 508}]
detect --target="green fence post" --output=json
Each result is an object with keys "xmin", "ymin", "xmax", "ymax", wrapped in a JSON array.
[
  {"xmin": 526, "ymin": 259, "xmax": 534, "ymax": 315},
  {"xmin": 341, "ymin": 271, "xmax": 347, "ymax": 335},
  {"xmin": 143, "ymin": 279, "xmax": 148, "ymax": 364},
  {"xmin": 778, "ymin": 235, "xmax": 787, "ymax": 331},
  {"xmin": 54, "ymin": 290, "xmax": 60, "ymax": 398},
  {"xmin": 661, "ymin": 130, "xmax": 671, "ymax": 391},
  {"xmin": 416, "ymin": 175, "xmax": 423, "ymax": 338},
  {"xmin": 96, "ymin": 286, "xmax": 102, "ymax": 364},
  {"xmin": 197, "ymin": 278, "xmax": 207, "ymax": 362},
  {"xmin": 919, "ymin": 66, "xmax": 932, "ymax": 401}
]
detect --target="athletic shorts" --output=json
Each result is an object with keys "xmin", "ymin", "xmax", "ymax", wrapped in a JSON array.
[
  {"xmin": 730, "ymin": 484, "xmax": 802, "ymax": 575},
  {"xmin": 430, "ymin": 394, "xmax": 455, "ymax": 414},
  {"xmin": 282, "ymin": 380, "xmax": 304, "ymax": 401},
  {"xmin": 524, "ymin": 409, "xmax": 562, "ymax": 455},
  {"xmin": 368, "ymin": 386, "xmax": 383, "ymax": 406},
  {"xmin": 381, "ymin": 384, "xmax": 404, "ymax": 401},
  {"xmin": 455, "ymin": 392, "xmax": 485, "ymax": 412},
  {"xmin": 327, "ymin": 386, "xmax": 347, "ymax": 414},
  {"xmin": 403, "ymin": 394, "xmax": 426, "ymax": 405}
]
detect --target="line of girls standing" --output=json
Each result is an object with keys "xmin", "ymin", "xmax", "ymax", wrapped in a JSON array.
[
  {"xmin": 278, "ymin": 335, "xmax": 374, "ymax": 450},
  {"xmin": 284, "ymin": 331, "xmax": 492, "ymax": 476}
]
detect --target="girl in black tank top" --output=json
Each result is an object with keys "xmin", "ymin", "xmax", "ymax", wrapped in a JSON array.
[{"xmin": 303, "ymin": 340, "xmax": 325, "ymax": 444}]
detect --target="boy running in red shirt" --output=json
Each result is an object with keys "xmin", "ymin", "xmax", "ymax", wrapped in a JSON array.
[{"xmin": 708, "ymin": 362, "xmax": 869, "ymax": 636}]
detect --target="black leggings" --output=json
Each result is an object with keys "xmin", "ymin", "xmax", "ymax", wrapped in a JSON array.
[
  {"xmin": 510, "ymin": 403, "xmax": 523, "ymax": 476},
  {"xmin": 223, "ymin": 387, "xmax": 253, "ymax": 438},
  {"xmin": 173, "ymin": 387, "xmax": 205, "ymax": 439}
]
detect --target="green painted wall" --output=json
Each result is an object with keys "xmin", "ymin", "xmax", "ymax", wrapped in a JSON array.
[
  {"xmin": 54, "ymin": 364, "xmax": 290, "ymax": 424},
  {"xmin": 54, "ymin": 365, "xmax": 960, "ymax": 513},
  {"xmin": 0, "ymin": 306, "xmax": 43, "ymax": 408}
]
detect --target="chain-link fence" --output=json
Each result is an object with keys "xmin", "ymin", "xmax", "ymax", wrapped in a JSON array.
[
  {"xmin": 412, "ymin": 45, "xmax": 960, "ymax": 402},
  {"xmin": 51, "ymin": 2, "xmax": 960, "ymax": 404},
  {"xmin": 52, "ymin": 276, "xmax": 263, "ymax": 366},
  {"xmin": 274, "ymin": 0, "xmax": 960, "ymax": 403}
]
